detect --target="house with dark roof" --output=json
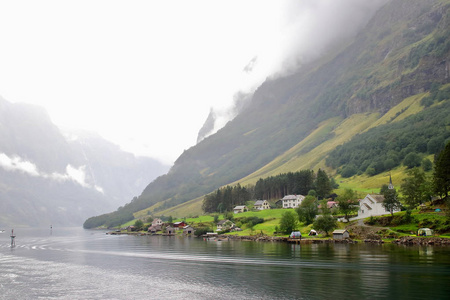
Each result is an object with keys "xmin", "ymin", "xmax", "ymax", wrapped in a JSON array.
[
  {"xmin": 254, "ymin": 200, "xmax": 270, "ymax": 210},
  {"xmin": 233, "ymin": 205, "xmax": 248, "ymax": 214}
]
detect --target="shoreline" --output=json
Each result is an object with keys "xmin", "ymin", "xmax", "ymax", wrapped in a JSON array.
[{"xmin": 106, "ymin": 231, "xmax": 450, "ymax": 246}]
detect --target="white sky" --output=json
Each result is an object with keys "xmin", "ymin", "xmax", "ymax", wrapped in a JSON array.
[{"xmin": 0, "ymin": 0, "xmax": 386, "ymax": 164}]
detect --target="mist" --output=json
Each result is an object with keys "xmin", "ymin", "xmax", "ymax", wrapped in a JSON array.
[
  {"xmin": 200, "ymin": 0, "xmax": 389, "ymax": 141},
  {"xmin": 0, "ymin": 152, "xmax": 103, "ymax": 193}
]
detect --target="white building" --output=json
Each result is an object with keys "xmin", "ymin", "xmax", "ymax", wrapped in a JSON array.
[
  {"xmin": 254, "ymin": 200, "xmax": 270, "ymax": 210},
  {"xmin": 281, "ymin": 195, "xmax": 305, "ymax": 209},
  {"xmin": 233, "ymin": 205, "xmax": 248, "ymax": 214},
  {"xmin": 356, "ymin": 194, "xmax": 401, "ymax": 219},
  {"xmin": 152, "ymin": 218, "xmax": 163, "ymax": 226}
]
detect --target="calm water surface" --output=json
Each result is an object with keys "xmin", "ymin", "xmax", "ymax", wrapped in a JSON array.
[{"xmin": 0, "ymin": 227, "xmax": 449, "ymax": 299}]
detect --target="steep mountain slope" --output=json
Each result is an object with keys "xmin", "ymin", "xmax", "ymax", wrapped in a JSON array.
[
  {"xmin": 0, "ymin": 97, "xmax": 169, "ymax": 226},
  {"xmin": 85, "ymin": 0, "xmax": 450, "ymax": 227}
]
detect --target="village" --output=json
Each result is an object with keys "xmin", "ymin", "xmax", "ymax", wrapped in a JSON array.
[{"xmin": 109, "ymin": 177, "xmax": 449, "ymax": 246}]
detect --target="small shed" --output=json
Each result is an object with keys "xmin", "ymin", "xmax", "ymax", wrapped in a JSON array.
[
  {"xmin": 165, "ymin": 226, "xmax": 175, "ymax": 235},
  {"xmin": 183, "ymin": 225, "xmax": 194, "ymax": 235},
  {"xmin": 417, "ymin": 228, "xmax": 433, "ymax": 236},
  {"xmin": 333, "ymin": 229, "xmax": 350, "ymax": 240},
  {"xmin": 148, "ymin": 225, "xmax": 162, "ymax": 234}
]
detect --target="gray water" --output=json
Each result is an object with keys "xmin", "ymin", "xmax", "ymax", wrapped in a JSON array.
[{"xmin": 0, "ymin": 228, "xmax": 449, "ymax": 299}]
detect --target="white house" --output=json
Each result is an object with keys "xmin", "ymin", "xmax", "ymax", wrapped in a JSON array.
[
  {"xmin": 152, "ymin": 218, "xmax": 163, "ymax": 226},
  {"xmin": 254, "ymin": 200, "xmax": 270, "ymax": 210},
  {"xmin": 281, "ymin": 195, "xmax": 305, "ymax": 209},
  {"xmin": 356, "ymin": 194, "xmax": 401, "ymax": 219}
]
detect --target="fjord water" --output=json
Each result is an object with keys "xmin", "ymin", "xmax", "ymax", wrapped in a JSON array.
[{"xmin": 1, "ymin": 228, "xmax": 449, "ymax": 299}]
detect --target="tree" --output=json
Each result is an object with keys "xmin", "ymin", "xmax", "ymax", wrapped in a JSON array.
[
  {"xmin": 313, "ymin": 215, "xmax": 337, "ymax": 236},
  {"xmin": 279, "ymin": 211, "xmax": 298, "ymax": 234},
  {"xmin": 134, "ymin": 219, "xmax": 144, "ymax": 231},
  {"xmin": 400, "ymin": 167, "xmax": 431, "ymax": 209},
  {"xmin": 307, "ymin": 190, "xmax": 317, "ymax": 197},
  {"xmin": 336, "ymin": 189, "xmax": 359, "ymax": 221},
  {"xmin": 403, "ymin": 152, "xmax": 422, "ymax": 169},
  {"xmin": 315, "ymin": 169, "xmax": 332, "ymax": 199},
  {"xmin": 319, "ymin": 199, "xmax": 331, "ymax": 215},
  {"xmin": 427, "ymin": 136, "xmax": 445, "ymax": 154},
  {"xmin": 433, "ymin": 141, "xmax": 450, "ymax": 199},
  {"xmin": 381, "ymin": 188, "xmax": 401, "ymax": 216},
  {"xmin": 296, "ymin": 195, "xmax": 318, "ymax": 225},
  {"xmin": 341, "ymin": 165, "xmax": 357, "ymax": 178}
]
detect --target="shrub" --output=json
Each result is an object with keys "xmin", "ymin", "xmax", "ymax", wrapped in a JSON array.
[
  {"xmin": 341, "ymin": 165, "xmax": 357, "ymax": 178},
  {"xmin": 422, "ymin": 158, "xmax": 432, "ymax": 171},
  {"xmin": 194, "ymin": 227, "xmax": 212, "ymax": 237},
  {"xmin": 421, "ymin": 96, "xmax": 434, "ymax": 107}
]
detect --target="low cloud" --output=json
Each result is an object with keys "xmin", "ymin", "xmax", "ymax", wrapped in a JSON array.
[
  {"xmin": 0, "ymin": 152, "xmax": 104, "ymax": 193},
  {"xmin": 0, "ymin": 153, "xmax": 40, "ymax": 176},
  {"xmin": 203, "ymin": 0, "xmax": 389, "ymax": 139}
]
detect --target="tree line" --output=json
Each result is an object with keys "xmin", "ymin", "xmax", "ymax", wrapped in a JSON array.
[{"xmin": 202, "ymin": 169, "xmax": 335, "ymax": 213}]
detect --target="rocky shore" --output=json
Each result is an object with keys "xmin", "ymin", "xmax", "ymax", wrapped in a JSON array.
[
  {"xmin": 106, "ymin": 231, "xmax": 450, "ymax": 246},
  {"xmin": 392, "ymin": 236, "xmax": 450, "ymax": 246},
  {"xmin": 221, "ymin": 234, "xmax": 359, "ymax": 244}
]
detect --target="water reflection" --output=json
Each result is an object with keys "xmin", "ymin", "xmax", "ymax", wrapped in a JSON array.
[{"xmin": 1, "ymin": 228, "xmax": 450, "ymax": 299}]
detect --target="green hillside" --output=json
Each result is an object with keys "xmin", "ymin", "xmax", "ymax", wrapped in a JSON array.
[{"xmin": 84, "ymin": 0, "xmax": 450, "ymax": 228}]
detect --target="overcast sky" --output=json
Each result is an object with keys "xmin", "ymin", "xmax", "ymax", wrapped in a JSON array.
[{"xmin": 0, "ymin": 0, "xmax": 387, "ymax": 164}]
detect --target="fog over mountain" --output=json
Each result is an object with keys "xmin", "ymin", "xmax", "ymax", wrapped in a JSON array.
[
  {"xmin": 0, "ymin": 97, "xmax": 169, "ymax": 227},
  {"xmin": 85, "ymin": 0, "xmax": 450, "ymax": 228},
  {"xmin": 197, "ymin": 0, "xmax": 389, "ymax": 142}
]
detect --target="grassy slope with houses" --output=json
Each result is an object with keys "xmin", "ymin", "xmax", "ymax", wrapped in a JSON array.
[
  {"xmin": 141, "ymin": 91, "xmax": 430, "ymax": 220},
  {"xmin": 117, "ymin": 91, "xmax": 450, "ymax": 242},
  {"xmin": 119, "ymin": 169, "xmax": 450, "ymax": 241}
]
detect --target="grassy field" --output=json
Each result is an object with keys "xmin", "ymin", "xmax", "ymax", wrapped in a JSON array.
[{"xmin": 118, "ymin": 204, "xmax": 449, "ymax": 242}]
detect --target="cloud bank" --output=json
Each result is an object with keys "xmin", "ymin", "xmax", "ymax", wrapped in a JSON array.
[
  {"xmin": 0, "ymin": 153, "xmax": 103, "ymax": 193},
  {"xmin": 201, "ymin": 0, "xmax": 389, "ymax": 140}
]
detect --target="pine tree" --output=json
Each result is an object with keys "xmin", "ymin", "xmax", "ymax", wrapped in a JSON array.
[
  {"xmin": 315, "ymin": 169, "xmax": 332, "ymax": 199},
  {"xmin": 433, "ymin": 141, "xmax": 450, "ymax": 199}
]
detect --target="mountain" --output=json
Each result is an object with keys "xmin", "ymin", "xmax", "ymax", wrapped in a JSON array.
[
  {"xmin": 0, "ymin": 97, "xmax": 169, "ymax": 227},
  {"xmin": 85, "ymin": 0, "xmax": 450, "ymax": 227}
]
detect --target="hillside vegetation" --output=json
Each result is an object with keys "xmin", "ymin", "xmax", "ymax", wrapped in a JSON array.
[{"xmin": 84, "ymin": 0, "xmax": 450, "ymax": 228}]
